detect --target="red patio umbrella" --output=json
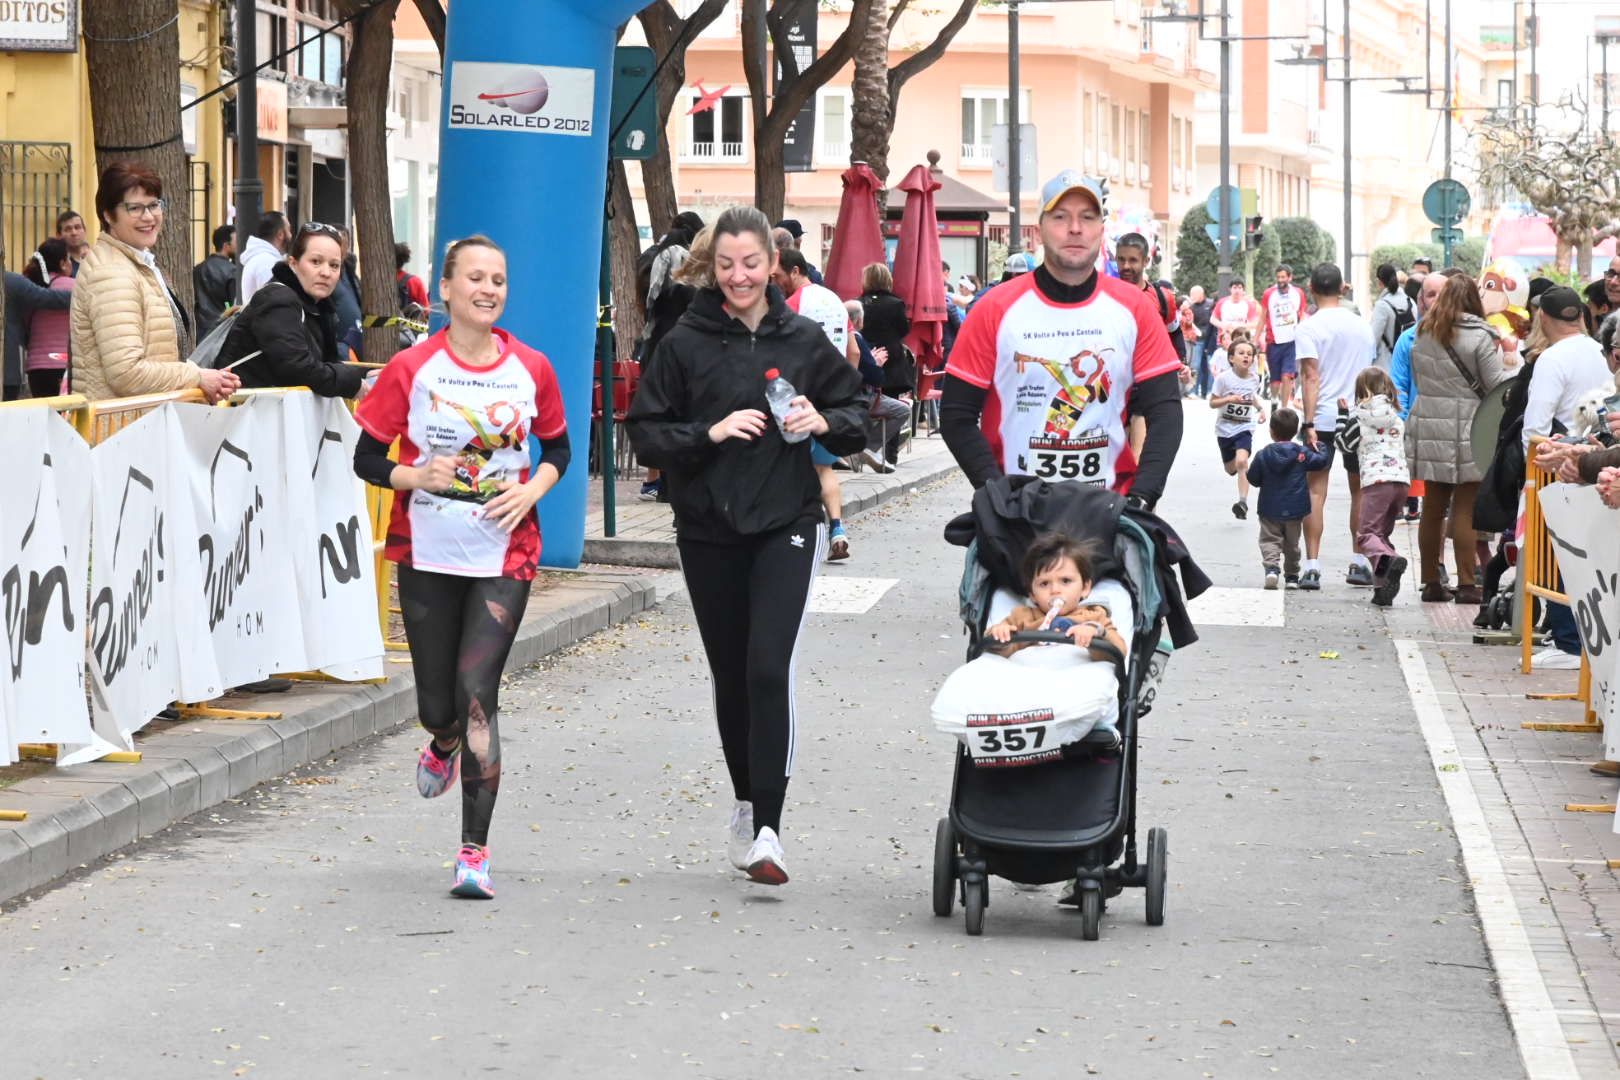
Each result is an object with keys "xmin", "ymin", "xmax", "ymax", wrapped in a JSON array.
[
  {"xmin": 891, "ymin": 163, "xmax": 948, "ymax": 379},
  {"xmin": 823, "ymin": 163, "xmax": 887, "ymax": 302}
]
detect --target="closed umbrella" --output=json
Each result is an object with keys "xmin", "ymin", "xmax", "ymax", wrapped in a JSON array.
[
  {"xmin": 823, "ymin": 163, "xmax": 886, "ymax": 303},
  {"xmin": 892, "ymin": 163, "xmax": 948, "ymax": 378}
]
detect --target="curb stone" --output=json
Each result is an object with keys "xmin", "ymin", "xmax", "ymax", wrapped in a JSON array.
[{"xmin": 0, "ymin": 572, "xmax": 656, "ymax": 905}]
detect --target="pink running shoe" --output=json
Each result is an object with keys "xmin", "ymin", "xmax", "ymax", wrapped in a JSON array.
[
  {"xmin": 451, "ymin": 845, "xmax": 494, "ymax": 899},
  {"xmin": 416, "ymin": 740, "xmax": 460, "ymax": 799}
]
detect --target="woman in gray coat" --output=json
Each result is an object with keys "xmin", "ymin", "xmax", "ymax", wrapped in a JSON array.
[{"xmin": 1405, "ymin": 273, "xmax": 1506, "ymax": 604}]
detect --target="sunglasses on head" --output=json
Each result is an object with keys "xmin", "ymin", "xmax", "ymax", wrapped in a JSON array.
[{"xmin": 299, "ymin": 221, "xmax": 341, "ymax": 238}]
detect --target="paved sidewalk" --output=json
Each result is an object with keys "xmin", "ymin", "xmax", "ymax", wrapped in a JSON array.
[
  {"xmin": 1382, "ymin": 551, "xmax": 1620, "ymax": 1076},
  {"xmin": 0, "ymin": 569, "xmax": 656, "ymax": 906},
  {"xmin": 582, "ymin": 432, "xmax": 960, "ymax": 567}
]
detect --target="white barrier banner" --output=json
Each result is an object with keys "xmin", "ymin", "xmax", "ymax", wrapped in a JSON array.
[
  {"xmin": 0, "ymin": 409, "xmax": 95, "ymax": 752},
  {"xmin": 1538, "ymin": 484, "xmax": 1620, "ymax": 775},
  {"xmin": 172, "ymin": 398, "xmax": 307, "ymax": 688},
  {"xmin": 281, "ymin": 395, "xmax": 384, "ymax": 680},
  {"xmin": 85, "ymin": 407, "xmax": 213, "ymax": 751}
]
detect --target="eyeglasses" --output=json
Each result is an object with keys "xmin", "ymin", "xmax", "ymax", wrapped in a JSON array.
[
  {"xmin": 1605, "ymin": 269, "xmax": 1620, "ymax": 279},
  {"xmin": 121, "ymin": 200, "xmax": 166, "ymax": 219}
]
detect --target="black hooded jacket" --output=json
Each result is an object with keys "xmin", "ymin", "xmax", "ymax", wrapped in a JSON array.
[
  {"xmin": 217, "ymin": 261, "xmax": 363, "ymax": 398},
  {"xmin": 627, "ymin": 284, "xmax": 867, "ymax": 544}
]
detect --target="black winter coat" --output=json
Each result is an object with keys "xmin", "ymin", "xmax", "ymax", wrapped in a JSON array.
[
  {"xmin": 627, "ymin": 285, "xmax": 867, "ymax": 544},
  {"xmin": 192, "ymin": 253, "xmax": 238, "ymax": 343},
  {"xmin": 216, "ymin": 262, "xmax": 363, "ymax": 398},
  {"xmin": 860, "ymin": 289, "xmax": 913, "ymax": 395}
]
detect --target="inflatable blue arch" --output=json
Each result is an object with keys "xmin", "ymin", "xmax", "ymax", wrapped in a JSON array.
[{"xmin": 433, "ymin": 0, "xmax": 650, "ymax": 567}]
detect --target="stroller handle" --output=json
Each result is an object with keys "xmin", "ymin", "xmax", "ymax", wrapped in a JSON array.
[{"xmin": 1006, "ymin": 630, "xmax": 1083, "ymax": 646}]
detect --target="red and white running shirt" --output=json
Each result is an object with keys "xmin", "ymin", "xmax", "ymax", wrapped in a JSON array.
[
  {"xmin": 1261, "ymin": 284, "xmax": 1308, "ymax": 346},
  {"xmin": 355, "ymin": 327, "xmax": 566, "ymax": 580},
  {"xmin": 787, "ymin": 282, "xmax": 852, "ymax": 353},
  {"xmin": 946, "ymin": 274, "xmax": 1182, "ymax": 491}
]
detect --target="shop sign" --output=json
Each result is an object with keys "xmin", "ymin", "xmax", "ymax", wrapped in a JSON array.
[{"xmin": 0, "ymin": 0, "xmax": 77, "ymax": 52}]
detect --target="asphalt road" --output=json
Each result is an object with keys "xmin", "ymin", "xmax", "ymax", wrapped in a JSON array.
[{"xmin": 2, "ymin": 404, "xmax": 1524, "ymax": 1079}]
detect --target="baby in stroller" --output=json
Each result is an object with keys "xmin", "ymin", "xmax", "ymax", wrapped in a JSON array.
[{"xmin": 985, "ymin": 533, "xmax": 1128, "ymax": 660}]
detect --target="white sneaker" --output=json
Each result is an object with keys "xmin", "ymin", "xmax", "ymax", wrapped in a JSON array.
[
  {"xmin": 744, "ymin": 826, "xmax": 789, "ymax": 885},
  {"xmin": 727, "ymin": 801, "xmax": 754, "ymax": 870},
  {"xmin": 1532, "ymin": 647, "xmax": 1583, "ymax": 671}
]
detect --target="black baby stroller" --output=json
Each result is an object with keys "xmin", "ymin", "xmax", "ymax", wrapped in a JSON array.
[{"xmin": 933, "ymin": 478, "xmax": 1202, "ymax": 940}]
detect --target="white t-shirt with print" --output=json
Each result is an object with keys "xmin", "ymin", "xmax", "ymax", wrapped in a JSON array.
[
  {"xmin": 1294, "ymin": 306, "xmax": 1376, "ymax": 431},
  {"xmin": 1211, "ymin": 369, "xmax": 1263, "ymax": 437}
]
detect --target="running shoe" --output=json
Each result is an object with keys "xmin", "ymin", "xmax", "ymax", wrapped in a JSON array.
[
  {"xmin": 1530, "ymin": 647, "xmax": 1583, "ymax": 671},
  {"xmin": 1263, "ymin": 568, "xmax": 1280, "ymax": 590},
  {"xmin": 637, "ymin": 479, "xmax": 663, "ymax": 502},
  {"xmin": 727, "ymin": 800, "xmax": 755, "ymax": 870},
  {"xmin": 1285, "ymin": 575, "xmax": 1300, "ymax": 590},
  {"xmin": 745, "ymin": 826, "xmax": 789, "ymax": 885},
  {"xmin": 416, "ymin": 739, "xmax": 460, "ymax": 799},
  {"xmin": 451, "ymin": 844, "xmax": 494, "ymax": 899},
  {"xmin": 827, "ymin": 525, "xmax": 850, "ymax": 563},
  {"xmin": 1232, "ymin": 500, "xmax": 1248, "ymax": 520},
  {"xmin": 1298, "ymin": 569, "xmax": 1322, "ymax": 591},
  {"xmin": 1346, "ymin": 562, "xmax": 1374, "ymax": 587},
  {"xmin": 1371, "ymin": 556, "xmax": 1407, "ymax": 607}
]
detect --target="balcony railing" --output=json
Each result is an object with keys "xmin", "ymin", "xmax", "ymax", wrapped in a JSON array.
[
  {"xmin": 961, "ymin": 142, "xmax": 993, "ymax": 165},
  {"xmin": 687, "ymin": 140, "xmax": 747, "ymax": 162}
]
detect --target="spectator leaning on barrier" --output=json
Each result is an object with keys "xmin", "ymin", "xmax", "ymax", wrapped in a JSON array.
[
  {"xmin": 69, "ymin": 161, "xmax": 239, "ymax": 404},
  {"xmin": 215, "ymin": 222, "xmax": 363, "ymax": 399},
  {"xmin": 22, "ymin": 238, "xmax": 74, "ymax": 399},
  {"xmin": 240, "ymin": 210, "xmax": 290, "ymax": 305},
  {"xmin": 193, "ymin": 224, "xmax": 238, "ymax": 343},
  {"xmin": 3, "ymin": 265, "xmax": 73, "ymax": 401},
  {"xmin": 330, "ymin": 226, "xmax": 363, "ymax": 358}
]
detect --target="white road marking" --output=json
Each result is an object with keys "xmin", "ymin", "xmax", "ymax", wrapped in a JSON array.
[
  {"xmin": 807, "ymin": 575, "xmax": 899, "ymax": 615},
  {"xmin": 1185, "ymin": 585, "xmax": 1285, "ymax": 627},
  {"xmin": 1396, "ymin": 639, "xmax": 1581, "ymax": 1080}
]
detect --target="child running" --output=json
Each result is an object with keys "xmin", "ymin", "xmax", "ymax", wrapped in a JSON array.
[
  {"xmin": 986, "ymin": 533, "xmax": 1127, "ymax": 660},
  {"xmin": 1350, "ymin": 368, "xmax": 1411, "ymax": 606},
  {"xmin": 1246, "ymin": 408, "xmax": 1332, "ymax": 589},
  {"xmin": 1209, "ymin": 336, "xmax": 1265, "ymax": 519}
]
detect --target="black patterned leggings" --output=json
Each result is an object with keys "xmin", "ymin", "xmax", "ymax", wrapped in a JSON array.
[{"xmin": 397, "ymin": 564, "xmax": 531, "ymax": 848}]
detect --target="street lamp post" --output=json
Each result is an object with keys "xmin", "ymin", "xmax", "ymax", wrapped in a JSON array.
[
  {"xmin": 233, "ymin": 0, "xmax": 262, "ymax": 299},
  {"xmin": 1009, "ymin": 0, "xmax": 1022, "ymax": 252},
  {"xmin": 1219, "ymin": 0, "xmax": 1232, "ymax": 288},
  {"xmin": 1342, "ymin": 0, "xmax": 1351, "ymax": 285}
]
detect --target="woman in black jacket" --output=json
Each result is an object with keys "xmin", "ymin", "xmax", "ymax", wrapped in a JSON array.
[
  {"xmin": 217, "ymin": 222, "xmax": 363, "ymax": 397},
  {"xmin": 626, "ymin": 206, "xmax": 865, "ymax": 888},
  {"xmin": 859, "ymin": 262, "xmax": 912, "ymax": 397}
]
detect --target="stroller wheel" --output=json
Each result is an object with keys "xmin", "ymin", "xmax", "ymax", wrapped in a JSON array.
[
  {"xmin": 1080, "ymin": 886, "xmax": 1102, "ymax": 941},
  {"xmin": 1145, "ymin": 827, "xmax": 1168, "ymax": 927},
  {"xmin": 932, "ymin": 818, "xmax": 957, "ymax": 918},
  {"xmin": 963, "ymin": 878, "xmax": 986, "ymax": 936}
]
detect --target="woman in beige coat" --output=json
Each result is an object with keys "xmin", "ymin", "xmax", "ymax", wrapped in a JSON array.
[
  {"xmin": 69, "ymin": 161, "xmax": 238, "ymax": 403},
  {"xmin": 1405, "ymin": 273, "xmax": 1506, "ymax": 604}
]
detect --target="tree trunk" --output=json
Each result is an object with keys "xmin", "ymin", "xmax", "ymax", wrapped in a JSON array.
[
  {"xmin": 609, "ymin": 160, "xmax": 645, "ymax": 355},
  {"xmin": 638, "ymin": 1, "xmax": 730, "ymax": 236},
  {"xmin": 82, "ymin": 0, "xmax": 195, "ymax": 324},
  {"xmin": 341, "ymin": 0, "xmax": 404, "ymax": 364},
  {"xmin": 411, "ymin": 0, "xmax": 446, "ymax": 55},
  {"xmin": 755, "ymin": 142, "xmax": 789, "ymax": 224},
  {"xmin": 849, "ymin": 0, "xmax": 891, "ymax": 188}
]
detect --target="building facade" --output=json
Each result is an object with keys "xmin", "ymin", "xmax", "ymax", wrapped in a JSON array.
[
  {"xmin": 628, "ymin": 1, "xmax": 1216, "ymax": 276},
  {"xmin": 0, "ymin": 1, "xmax": 353, "ymax": 266}
]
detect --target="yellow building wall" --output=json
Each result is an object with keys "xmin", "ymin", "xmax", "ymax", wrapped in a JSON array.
[{"xmin": 0, "ymin": 0, "xmax": 226, "ymax": 259}]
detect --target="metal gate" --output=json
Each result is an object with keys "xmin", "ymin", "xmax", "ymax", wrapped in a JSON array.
[
  {"xmin": 0, "ymin": 141, "xmax": 73, "ymax": 260},
  {"xmin": 189, "ymin": 158, "xmax": 213, "ymax": 260}
]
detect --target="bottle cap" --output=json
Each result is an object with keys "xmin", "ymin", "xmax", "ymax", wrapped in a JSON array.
[{"xmin": 765, "ymin": 368, "xmax": 780, "ymax": 380}]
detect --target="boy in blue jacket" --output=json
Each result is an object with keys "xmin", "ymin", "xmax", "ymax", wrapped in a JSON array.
[{"xmin": 1246, "ymin": 408, "xmax": 1333, "ymax": 590}]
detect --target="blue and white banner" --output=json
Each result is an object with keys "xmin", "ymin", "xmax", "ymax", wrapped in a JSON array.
[{"xmin": 1538, "ymin": 484, "xmax": 1620, "ymax": 776}]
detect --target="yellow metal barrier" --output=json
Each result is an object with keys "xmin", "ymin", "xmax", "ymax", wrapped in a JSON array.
[{"xmin": 1518, "ymin": 436, "xmax": 1597, "ymax": 731}]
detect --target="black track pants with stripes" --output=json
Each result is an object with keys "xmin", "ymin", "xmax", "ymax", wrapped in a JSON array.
[{"xmin": 678, "ymin": 520, "xmax": 825, "ymax": 837}]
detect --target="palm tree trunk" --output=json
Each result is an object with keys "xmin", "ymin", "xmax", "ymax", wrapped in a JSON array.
[
  {"xmin": 82, "ymin": 0, "xmax": 195, "ymax": 322},
  {"xmin": 849, "ymin": 0, "xmax": 891, "ymax": 191}
]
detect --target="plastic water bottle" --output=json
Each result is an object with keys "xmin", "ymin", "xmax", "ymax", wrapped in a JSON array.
[{"xmin": 764, "ymin": 368, "xmax": 808, "ymax": 443}]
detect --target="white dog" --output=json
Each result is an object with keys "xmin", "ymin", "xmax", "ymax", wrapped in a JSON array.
[{"xmin": 1571, "ymin": 369, "xmax": 1620, "ymax": 438}]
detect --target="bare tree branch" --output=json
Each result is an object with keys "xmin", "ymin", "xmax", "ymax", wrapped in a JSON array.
[
  {"xmin": 888, "ymin": 0, "xmax": 913, "ymax": 32},
  {"xmin": 410, "ymin": 0, "xmax": 445, "ymax": 55},
  {"xmin": 888, "ymin": 0, "xmax": 977, "ymax": 110}
]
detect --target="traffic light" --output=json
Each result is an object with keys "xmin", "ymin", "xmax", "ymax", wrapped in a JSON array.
[{"xmin": 1244, "ymin": 215, "xmax": 1265, "ymax": 251}]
